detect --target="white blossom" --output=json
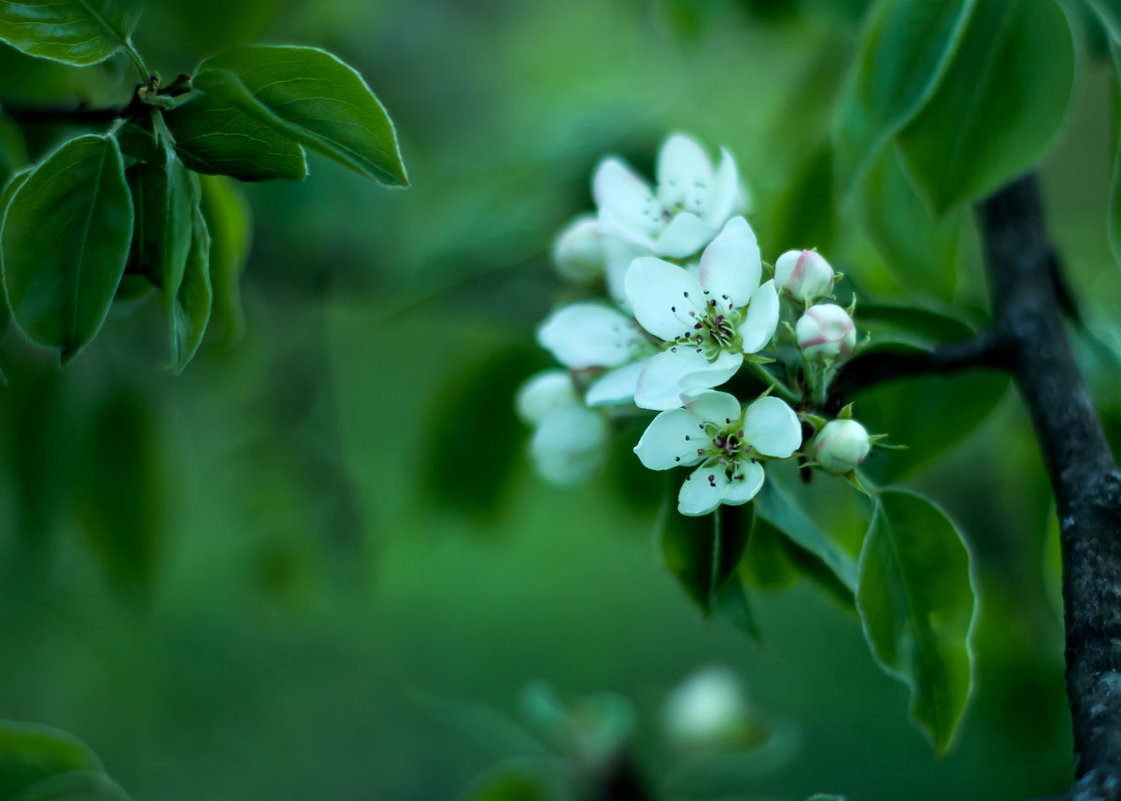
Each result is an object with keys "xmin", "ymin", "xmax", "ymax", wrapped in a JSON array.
[
  {"xmin": 516, "ymin": 370, "xmax": 610, "ymax": 485},
  {"xmin": 593, "ymin": 133, "xmax": 741, "ymax": 258},
  {"xmin": 634, "ymin": 390, "xmax": 801, "ymax": 516},
  {"xmin": 624, "ymin": 216, "xmax": 779, "ymax": 410}
]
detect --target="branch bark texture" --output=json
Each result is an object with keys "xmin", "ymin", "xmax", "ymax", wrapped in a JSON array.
[{"xmin": 978, "ymin": 176, "xmax": 1121, "ymax": 801}]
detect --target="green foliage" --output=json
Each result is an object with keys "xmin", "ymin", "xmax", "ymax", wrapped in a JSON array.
[
  {"xmin": 198, "ymin": 174, "xmax": 250, "ymax": 342},
  {"xmin": 896, "ymin": 0, "xmax": 1075, "ymax": 213},
  {"xmin": 658, "ymin": 494, "xmax": 754, "ymax": 609},
  {"xmin": 833, "ymin": 0, "xmax": 977, "ymax": 198},
  {"xmin": 0, "ymin": 721, "xmax": 128, "ymax": 801},
  {"xmin": 462, "ymin": 767, "xmax": 555, "ymax": 801},
  {"xmin": 194, "ymin": 45, "xmax": 408, "ymax": 186},
  {"xmin": 0, "ymin": 135, "xmax": 132, "ymax": 361},
  {"xmin": 856, "ymin": 489, "xmax": 976, "ymax": 754},
  {"xmin": 0, "ymin": 0, "xmax": 142, "ymax": 68}
]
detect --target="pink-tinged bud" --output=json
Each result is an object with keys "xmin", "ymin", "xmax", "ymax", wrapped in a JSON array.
[
  {"xmin": 774, "ymin": 249, "xmax": 834, "ymax": 302},
  {"xmin": 795, "ymin": 303, "xmax": 856, "ymax": 360},
  {"xmin": 814, "ymin": 419, "xmax": 871, "ymax": 475},
  {"xmin": 552, "ymin": 215, "xmax": 604, "ymax": 283}
]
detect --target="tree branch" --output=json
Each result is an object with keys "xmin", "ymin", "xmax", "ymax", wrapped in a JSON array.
[
  {"xmin": 0, "ymin": 101, "xmax": 136, "ymax": 125},
  {"xmin": 978, "ymin": 175, "xmax": 1121, "ymax": 801},
  {"xmin": 825, "ymin": 330, "xmax": 1012, "ymax": 414}
]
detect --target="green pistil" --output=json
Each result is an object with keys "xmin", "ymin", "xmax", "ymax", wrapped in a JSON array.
[{"xmin": 668, "ymin": 294, "xmax": 744, "ymax": 361}]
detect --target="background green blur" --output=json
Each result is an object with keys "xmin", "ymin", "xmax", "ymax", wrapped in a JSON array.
[{"xmin": 3, "ymin": 0, "xmax": 1120, "ymax": 798}]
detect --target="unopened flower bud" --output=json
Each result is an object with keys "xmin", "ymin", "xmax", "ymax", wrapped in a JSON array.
[
  {"xmin": 814, "ymin": 419, "xmax": 871, "ymax": 475},
  {"xmin": 774, "ymin": 249, "xmax": 834, "ymax": 302},
  {"xmin": 552, "ymin": 215, "xmax": 605, "ymax": 283},
  {"xmin": 796, "ymin": 303, "xmax": 856, "ymax": 360},
  {"xmin": 516, "ymin": 369, "xmax": 578, "ymax": 426}
]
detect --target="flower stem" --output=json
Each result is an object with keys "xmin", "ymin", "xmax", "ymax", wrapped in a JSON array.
[
  {"xmin": 709, "ymin": 507, "xmax": 723, "ymax": 609},
  {"xmin": 744, "ymin": 360, "xmax": 802, "ymax": 404}
]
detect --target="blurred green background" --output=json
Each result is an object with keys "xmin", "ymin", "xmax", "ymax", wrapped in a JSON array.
[{"xmin": 3, "ymin": 0, "xmax": 1120, "ymax": 798}]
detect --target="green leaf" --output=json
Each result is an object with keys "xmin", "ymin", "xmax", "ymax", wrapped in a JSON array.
[
  {"xmin": 657, "ymin": 492, "xmax": 752, "ymax": 613},
  {"xmin": 857, "ymin": 300, "xmax": 976, "ymax": 343},
  {"xmin": 743, "ymin": 517, "xmax": 856, "ymax": 609},
  {"xmin": 0, "ymin": 134, "xmax": 132, "ymax": 360},
  {"xmin": 896, "ymin": 0, "xmax": 1075, "ymax": 213},
  {"xmin": 9, "ymin": 771, "xmax": 131, "ymax": 801},
  {"xmin": 832, "ymin": 0, "xmax": 977, "ymax": 197},
  {"xmin": 0, "ymin": 168, "xmax": 32, "ymax": 338},
  {"xmin": 1109, "ymin": 43, "xmax": 1121, "ymax": 271},
  {"xmin": 163, "ymin": 92, "xmax": 308, "ymax": 182},
  {"xmin": 462, "ymin": 767, "xmax": 555, "ymax": 801},
  {"xmin": 855, "ymin": 145, "xmax": 963, "ymax": 298},
  {"xmin": 168, "ymin": 203, "xmax": 212, "ymax": 372},
  {"xmin": 193, "ymin": 45, "xmax": 408, "ymax": 186},
  {"xmin": 0, "ymin": 721, "xmax": 103, "ymax": 799},
  {"xmin": 752, "ymin": 475, "xmax": 859, "ymax": 592},
  {"xmin": 198, "ymin": 174, "xmax": 250, "ymax": 342},
  {"xmin": 857, "ymin": 489, "xmax": 976, "ymax": 753},
  {"xmin": 0, "ymin": 0, "xmax": 142, "ymax": 67},
  {"xmin": 714, "ymin": 575, "xmax": 763, "ymax": 641},
  {"xmin": 0, "ymin": 111, "xmax": 27, "ymax": 186},
  {"xmin": 124, "ymin": 132, "xmax": 194, "ymax": 291},
  {"xmin": 1087, "ymin": 0, "xmax": 1121, "ymax": 44}
]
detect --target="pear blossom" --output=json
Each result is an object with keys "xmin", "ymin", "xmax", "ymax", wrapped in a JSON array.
[
  {"xmin": 552, "ymin": 215, "xmax": 605, "ymax": 284},
  {"xmin": 516, "ymin": 370, "xmax": 610, "ymax": 485},
  {"xmin": 774, "ymin": 249, "xmax": 835, "ymax": 303},
  {"xmin": 624, "ymin": 216, "xmax": 779, "ymax": 410},
  {"xmin": 662, "ymin": 666, "xmax": 758, "ymax": 752},
  {"xmin": 814, "ymin": 419, "xmax": 871, "ymax": 475},
  {"xmin": 536, "ymin": 302, "xmax": 658, "ymax": 406},
  {"xmin": 634, "ymin": 391, "xmax": 801, "ymax": 516},
  {"xmin": 796, "ymin": 303, "xmax": 856, "ymax": 360},
  {"xmin": 593, "ymin": 133, "xmax": 742, "ymax": 259}
]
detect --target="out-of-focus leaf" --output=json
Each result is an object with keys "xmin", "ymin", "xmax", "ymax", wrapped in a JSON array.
[
  {"xmin": 1, "ymin": 134, "xmax": 132, "ymax": 360},
  {"xmin": 752, "ymin": 474, "xmax": 859, "ymax": 592},
  {"xmin": 0, "ymin": 0, "xmax": 142, "ymax": 67},
  {"xmin": 0, "ymin": 168, "xmax": 32, "ymax": 340},
  {"xmin": 857, "ymin": 489, "xmax": 976, "ymax": 754},
  {"xmin": 714, "ymin": 575, "xmax": 763, "ymax": 642},
  {"xmin": 194, "ymin": 45, "xmax": 408, "ymax": 186},
  {"xmin": 762, "ymin": 142, "xmax": 836, "ymax": 255},
  {"xmin": 78, "ymin": 386, "xmax": 163, "ymax": 597},
  {"xmin": 1108, "ymin": 42, "xmax": 1121, "ymax": 271},
  {"xmin": 0, "ymin": 112, "xmax": 27, "ymax": 186},
  {"xmin": 1087, "ymin": 0, "xmax": 1121, "ymax": 43},
  {"xmin": 461, "ymin": 766, "xmax": 555, "ymax": 801},
  {"xmin": 164, "ymin": 92, "xmax": 308, "ymax": 182},
  {"xmin": 852, "ymin": 370, "xmax": 1008, "ymax": 481},
  {"xmin": 856, "ymin": 146, "xmax": 962, "ymax": 298},
  {"xmin": 168, "ymin": 204, "xmax": 212, "ymax": 372},
  {"xmin": 9, "ymin": 770, "xmax": 131, "ymax": 801},
  {"xmin": 198, "ymin": 174, "xmax": 250, "ymax": 343},
  {"xmin": 657, "ymin": 491, "xmax": 752, "ymax": 614},
  {"xmin": 857, "ymin": 300, "xmax": 976, "ymax": 343},
  {"xmin": 421, "ymin": 345, "xmax": 540, "ymax": 520},
  {"xmin": 896, "ymin": 0, "xmax": 1075, "ymax": 213},
  {"xmin": 833, "ymin": 0, "xmax": 977, "ymax": 197},
  {"xmin": 0, "ymin": 721, "xmax": 102, "ymax": 799}
]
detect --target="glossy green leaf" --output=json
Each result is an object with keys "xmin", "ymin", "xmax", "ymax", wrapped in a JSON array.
[
  {"xmin": 164, "ymin": 92, "xmax": 308, "ymax": 182},
  {"xmin": 198, "ymin": 174, "xmax": 250, "ymax": 342},
  {"xmin": 753, "ymin": 475, "xmax": 859, "ymax": 592},
  {"xmin": 0, "ymin": 721, "xmax": 102, "ymax": 798},
  {"xmin": 658, "ymin": 493, "xmax": 752, "ymax": 613},
  {"xmin": 743, "ymin": 517, "xmax": 856, "ymax": 609},
  {"xmin": 9, "ymin": 770, "xmax": 131, "ymax": 801},
  {"xmin": 0, "ymin": 112, "xmax": 27, "ymax": 186},
  {"xmin": 896, "ymin": 0, "xmax": 1075, "ymax": 213},
  {"xmin": 0, "ymin": 0, "xmax": 142, "ymax": 67},
  {"xmin": 855, "ymin": 146, "xmax": 963, "ymax": 298},
  {"xmin": 124, "ymin": 135, "xmax": 193, "ymax": 291},
  {"xmin": 857, "ymin": 489, "xmax": 977, "ymax": 753},
  {"xmin": 194, "ymin": 45, "xmax": 408, "ymax": 185},
  {"xmin": 1, "ymin": 134, "xmax": 132, "ymax": 360},
  {"xmin": 833, "ymin": 0, "xmax": 977, "ymax": 197},
  {"xmin": 168, "ymin": 204, "xmax": 212, "ymax": 371},
  {"xmin": 0, "ymin": 168, "xmax": 32, "ymax": 338}
]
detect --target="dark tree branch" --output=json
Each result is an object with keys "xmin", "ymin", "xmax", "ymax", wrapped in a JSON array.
[
  {"xmin": 826, "ymin": 330, "xmax": 1013, "ymax": 414},
  {"xmin": 978, "ymin": 176, "xmax": 1121, "ymax": 801}
]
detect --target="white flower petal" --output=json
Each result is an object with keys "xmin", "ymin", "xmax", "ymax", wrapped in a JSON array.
[
  {"xmin": 678, "ymin": 464, "xmax": 728, "ymax": 516},
  {"xmin": 593, "ymin": 158, "xmax": 662, "ymax": 242},
  {"xmin": 657, "ymin": 133, "xmax": 715, "ymax": 213},
  {"xmin": 634, "ymin": 408, "xmax": 710, "ymax": 470},
  {"xmin": 625, "ymin": 257, "xmax": 705, "ymax": 341},
  {"xmin": 655, "ymin": 212, "xmax": 715, "ymax": 259},
  {"xmin": 530, "ymin": 406, "xmax": 609, "ymax": 486},
  {"xmin": 721, "ymin": 460, "xmax": 765, "ymax": 506},
  {"xmin": 516, "ymin": 369, "xmax": 578, "ymax": 426},
  {"xmin": 586, "ymin": 360, "xmax": 647, "ymax": 406},
  {"xmin": 551, "ymin": 214, "xmax": 604, "ymax": 283},
  {"xmin": 743, "ymin": 396, "xmax": 802, "ymax": 458},
  {"xmin": 537, "ymin": 303, "xmax": 642, "ymax": 369},
  {"xmin": 603, "ymin": 234, "xmax": 649, "ymax": 312},
  {"xmin": 737, "ymin": 280, "xmax": 779, "ymax": 354},
  {"xmin": 634, "ymin": 348, "xmax": 742, "ymax": 411},
  {"xmin": 697, "ymin": 216, "xmax": 760, "ymax": 309},
  {"xmin": 681, "ymin": 389, "xmax": 741, "ymax": 426},
  {"xmin": 703, "ymin": 147, "xmax": 741, "ymax": 227}
]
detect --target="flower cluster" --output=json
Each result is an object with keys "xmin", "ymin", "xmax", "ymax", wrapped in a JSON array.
[{"xmin": 519, "ymin": 133, "xmax": 880, "ymax": 515}]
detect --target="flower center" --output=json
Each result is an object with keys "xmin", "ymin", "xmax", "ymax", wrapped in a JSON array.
[
  {"xmin": 668, "ymin": 291, "xmax": 743, "ymax": 360},
  {"xmin": 697, "ymin": 420, "xmax": 751, "ymax": 473}
]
